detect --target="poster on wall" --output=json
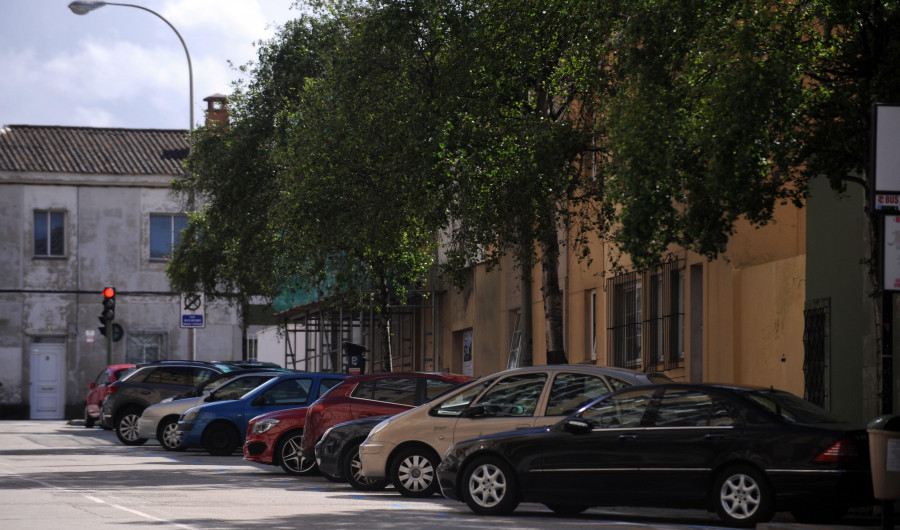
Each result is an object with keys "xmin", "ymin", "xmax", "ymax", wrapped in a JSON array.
[
  {"xmin": 462, "ymin": 329, "xmax": 473, "ymax": 377},
  {"xmin": 884, "ymin": 215, "xmax": 900, "ymax": 291}
]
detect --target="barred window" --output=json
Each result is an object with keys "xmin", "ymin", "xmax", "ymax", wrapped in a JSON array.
[{"xmin": 607, "ymin": 257, "xmax": 684, "ymax": 371}]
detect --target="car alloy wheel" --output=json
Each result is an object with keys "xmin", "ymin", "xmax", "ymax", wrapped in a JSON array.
[
  {"xmin": 391, "ymin": 447, "xmax": 440, "ymax": 497},
  {"xmin": 344, "ymin": 441, "xmax": 388, "ymax": 491},
  {"xmin": 157, "ymin": 416, "xmax": 186, "ymax": 451},
  {"xmin": 714, "ymin": 465, "xmax": 773, "ymax": 527},
  {"xmin": 277, "ymin": 431, "xmax": 317, "ymax": 475},
  {"xmin": 115, "ymin": 410, "xmax": 148, "ymax": 446},
  {"xmin": 462, "ymin": 456, "xmax": 519, "ymax": 516}
]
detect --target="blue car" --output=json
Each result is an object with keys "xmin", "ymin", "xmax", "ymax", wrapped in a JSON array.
[{"xmin": 176, "ymin": 372, "xmax": 346, "ymax": 455}]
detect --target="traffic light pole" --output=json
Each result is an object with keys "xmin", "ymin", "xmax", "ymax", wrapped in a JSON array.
[{"xmin": 105, "ymin": 315, "xmax": 113, "ymax": 365}]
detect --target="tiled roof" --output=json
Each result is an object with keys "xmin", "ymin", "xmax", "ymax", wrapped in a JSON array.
[{"xmin": 0, "ymin": 125, "xmax": 189, "ymax": 175}]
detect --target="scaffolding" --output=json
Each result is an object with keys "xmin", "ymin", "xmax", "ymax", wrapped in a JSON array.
[{"xmin": 281, "ymin": 290, "xmax": 437, "ymax": 374}]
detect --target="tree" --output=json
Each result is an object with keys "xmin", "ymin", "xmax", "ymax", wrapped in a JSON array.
[{"xmin": 437, "ymin": 0, "xmax": 616, "ymax": 365}]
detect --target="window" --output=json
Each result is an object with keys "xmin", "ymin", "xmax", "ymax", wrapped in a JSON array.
[
  {"xmin": 473, "ymin": 373, "xmax": 546, "ymax": 417},
  {"xmin": 318, "ymin": 378, "xmax": 344, "ymax": 398},
  {"xmin": 143, "ymin": 367, "xmax": 190, "ymax": 386},
  {"xmin": 607, "ymin": 257, "xmax": 685, "ymax": 371},
  {"xmin": 126, "ymin": 333, "xmax": 165, "ymax": 364},
  {"xmin": 352, "ymin": 377, "xmax": 418, "ymax": 406},
  {"xmin": 507, "ymin": 310, "xmax": 522, "ymax": 369},
  {"xmin": 581, "ymin": 388, "xmax": 655, "ymax": 428},
  {"xmin": 432, "ymin": 379, "xmax": 494, "ymax": 417},
  {"xmin": 212, "ymin": 375, "xmax": 276, "ymax": 401},
  {"xmin": 260, "ymin": 378, "xmax": 313, "ymax": 405},
  {"xmin": 425, "ymin": 378, "xmax": 458, "ymax": 400},
  {"xmin": 243, "ymin": 337, "xmax": 258, "ymax": 362},
  {"xmin": 545, "ymin": 373, "xmax": 610, "ymax": 416},
  {"xmin": 150, "ymin": 214, "xmax": 188, "ymax": 260},
  {"xmin": 34, "ymin": 210, "xmax": 65, "ymax": 257}
]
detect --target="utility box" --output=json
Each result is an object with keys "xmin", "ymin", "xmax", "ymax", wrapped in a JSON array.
[{"xmin": 868, "ymin": 414, "xmax": 900, "ymax": 500}]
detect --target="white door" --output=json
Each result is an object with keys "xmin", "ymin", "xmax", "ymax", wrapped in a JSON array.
[{"xmin": 30, "ymin": 342, "xmax": 65, "ymax": 419}]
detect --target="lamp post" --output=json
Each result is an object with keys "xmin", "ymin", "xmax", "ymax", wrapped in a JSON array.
[
  {"xmin": 68, "ymin": 1, "xmax": 194, "ymax": 131},
  {"xmin": 69, "ymin": 1, "xmax": 198, "ymax": 360}
]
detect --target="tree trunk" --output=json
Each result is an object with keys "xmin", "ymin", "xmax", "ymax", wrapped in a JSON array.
[
  {"xmin": 520, "ymin": 270, "xmax": 533, "ymax": 367},
  {"xmin": 539, "ymin": 226, "xmax": 567, "ymax": 364},
  {"xmin": 377, "ymin": 280, "xmax": 393, "ymax": 372}
]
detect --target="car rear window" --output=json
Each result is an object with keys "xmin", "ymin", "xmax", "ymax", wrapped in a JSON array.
[
  {"xmin": 352, "ymin": 377, "xmax": 418, "ymax": 405},
  {"xmin": 745, "ymin": 389, "xmax": 841, "ymax": 424},
  {"xmin": 143, "ymin": 367, "xmax": 192, "ymax": 386}
]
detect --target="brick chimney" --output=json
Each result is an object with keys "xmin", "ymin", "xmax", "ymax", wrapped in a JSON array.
[{"xmin": 203, "ymin": 94, "xmax": 228, "ymax": 129}]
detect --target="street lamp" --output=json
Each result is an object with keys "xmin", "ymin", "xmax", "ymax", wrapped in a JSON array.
[{"xmin": 68, "ymin": 1, "xmax": 194, "ymax": 131}]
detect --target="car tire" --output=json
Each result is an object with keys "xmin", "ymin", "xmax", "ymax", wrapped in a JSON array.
[
  {"xmin": 461, "ymin": 455, "xmax": 519, "ymax": 516},
  {"xmin": 114, "ymin": 408, "xmax": 148, "ymax": 446},
  {"xmin": 322, "ymin": 472, "xmax": 344, "ymax": 482},
  {"xmin": 390, "ymin": 446, "xmax": 441, "ymax": 497},
  {"xmin": 202, "ymin": 423, "xmax": 240, "ymax": 456},
  {"xmin": 545, "ymin": 504, "xmax": 588, "ymax": 516},
  {"xmin": 344, "ymin": 441, "xmax": 389, "ymax": 491},
  {"xmin": 83, "ymin": 405, "xmax": 95, "ymax": 428},
  {"xmin": 156, "ymin": 415, "xmax": 186, "ymax": 452},
  {"xmin": 276, "ymin": 430, "xmax": 318, "ymax": 475},
  {"xmin": 713, "ymin": 465, "xmax": 773, "ymax": 527}
]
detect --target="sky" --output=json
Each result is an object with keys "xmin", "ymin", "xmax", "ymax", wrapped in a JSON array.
[{"xmin": 0, "ymin": 0, "xmax": 303, "ymax": 130}]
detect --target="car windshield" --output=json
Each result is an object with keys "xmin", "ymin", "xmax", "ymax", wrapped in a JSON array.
[
  {"xmin": 210, "ymin": 375, "xmax": 276, "ymax": 401},
  {"xmin": 745, "ymin": 389, "xmax": 842, "ymax": 424}
]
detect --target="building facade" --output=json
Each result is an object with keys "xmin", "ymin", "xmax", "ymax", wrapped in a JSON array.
[{"xmin": 0, "ymin": 125, "xmax": 245, "ymax": 420}]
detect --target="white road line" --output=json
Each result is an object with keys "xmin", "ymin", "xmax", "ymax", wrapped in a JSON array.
[{"xmin": 0, "ymin": 468, "xmax": 199, "ymax": 530}]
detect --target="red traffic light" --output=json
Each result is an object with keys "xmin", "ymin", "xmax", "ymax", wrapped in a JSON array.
[{"xmin": 102, "ymin": 287, "xmax": 115, "ymax": 298}]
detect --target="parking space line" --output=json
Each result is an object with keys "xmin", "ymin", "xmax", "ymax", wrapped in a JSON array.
[{"xmin": 0, "ymin": 467, "xmax": 199, "ymax": 530}]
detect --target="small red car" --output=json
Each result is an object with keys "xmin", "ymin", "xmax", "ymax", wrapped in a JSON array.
[
  {"xmin": 244, "ymin": 372, "xmax": 470, "ymax": 475},
  {"xmin": 84, "ymin": 363, "xmax": 135, "ymax": 428}
]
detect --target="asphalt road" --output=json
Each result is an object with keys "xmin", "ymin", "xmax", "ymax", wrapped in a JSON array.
[{"xmin": 0, "ymin": 420, "xmax": 884, "ymax": 529}]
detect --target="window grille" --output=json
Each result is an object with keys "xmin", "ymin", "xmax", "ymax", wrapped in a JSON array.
[
  {"xmin": 607, "ymin": 256, "xmax": 684, "ymax": 371},
  {"xmin": 803, "ymin": 298, "xmax": 830, "ymax": 409}
]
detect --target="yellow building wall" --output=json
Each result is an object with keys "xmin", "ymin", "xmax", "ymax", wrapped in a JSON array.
[{"xmin": 438, "ymin": 200, "xmax": 807, "ymax": 391}]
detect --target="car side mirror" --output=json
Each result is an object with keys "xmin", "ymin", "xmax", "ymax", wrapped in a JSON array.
[
  {"xmin": 563, "ymin": 418, "xmax": 593, "ymax": 434},
  {"xmin": 88, "ymin": 382, "xmax": 96, "ymax": 389},
  {"xmin": 459, "ymin": 404, "xmax": 486, "ymax": 418}
]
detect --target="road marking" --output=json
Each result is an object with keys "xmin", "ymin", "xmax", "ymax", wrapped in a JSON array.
[{"xmin": 0, "ymin": 468, "xmax": 199, "ymax": 530}]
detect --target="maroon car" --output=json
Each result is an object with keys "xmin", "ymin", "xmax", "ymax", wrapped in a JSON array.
[
  {"xmin": 84, "ymin": 363, "xmax": 135, "ymax": 428},
  {"xmin": 258, "ymin": 372, "xmax": 471, "ymax": 474}
]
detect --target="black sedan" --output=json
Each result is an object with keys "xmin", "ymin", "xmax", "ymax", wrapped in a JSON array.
[
  {"xmin": 315, "ymin": 416, "xmax": 391, "ymax": 491},
  {"xmin": 437, "ymin": 383, "xmax": 875, "ymax": 527}
]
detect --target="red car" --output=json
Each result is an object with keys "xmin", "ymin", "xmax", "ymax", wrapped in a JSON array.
[
  {"xmin": 84, "ymin": 363, "xmax": 135, "ymax": 428},
  {"xmin": 244, "ymin": 372, "xmax": 470, "ymax": 475}
]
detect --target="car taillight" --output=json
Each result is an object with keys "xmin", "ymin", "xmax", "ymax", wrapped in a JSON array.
[
  {"xmin": 106, "ymin": 383, "xmax": 119, "ymax": 395},
  {"xmin": 813, "ymin": 437, "xmax": 859, "ymax": 463}
]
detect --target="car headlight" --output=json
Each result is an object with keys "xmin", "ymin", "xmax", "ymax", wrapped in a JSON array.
[
  {"xmin": 251, "ymin": 418, "xmax": 280, "ymax": 434},
  {"xmin": 367, "ymin": 418, "xmax": 391, "ymax": 439},
  {"xmin": 181, "ymin": 408, "xmax": 202, "ymax": 422}
]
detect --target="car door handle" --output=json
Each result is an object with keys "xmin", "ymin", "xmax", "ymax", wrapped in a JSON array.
[
  {"xmin": 618, "ymin": 433, "xmax": 638, "ymax": 441},
  {"xmin": 704, "ymin": 433, "xmax": 726, "ymax": 440}
]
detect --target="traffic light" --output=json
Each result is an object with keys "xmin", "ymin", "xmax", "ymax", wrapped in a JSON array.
[{"xmin": 101, "ymin": 287, "xmax": 116, "ymax": 321}]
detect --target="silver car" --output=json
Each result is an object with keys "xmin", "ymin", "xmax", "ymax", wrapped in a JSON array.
[
  {"xmin": 138, "ymin": 372, "xmax": 281, "ymax": 450},
  {"xmin": 359, "ymin": 365, "xmax": 670, "ymax": 498}
]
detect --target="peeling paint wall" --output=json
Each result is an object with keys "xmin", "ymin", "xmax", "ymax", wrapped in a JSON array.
[{"xmin": 1, "ymin": 174, "xmax": 245, "ymax": 419}]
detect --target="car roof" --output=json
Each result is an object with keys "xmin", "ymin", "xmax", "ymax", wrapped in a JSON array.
[{"xmin": 340, "ymin": 372, "xmax": 469, "ymax": 384}]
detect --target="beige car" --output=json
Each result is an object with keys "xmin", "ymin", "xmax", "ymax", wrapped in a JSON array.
[{"xmin": 358, "ymin": 365, "xmax": 670, "ymax": 497}]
